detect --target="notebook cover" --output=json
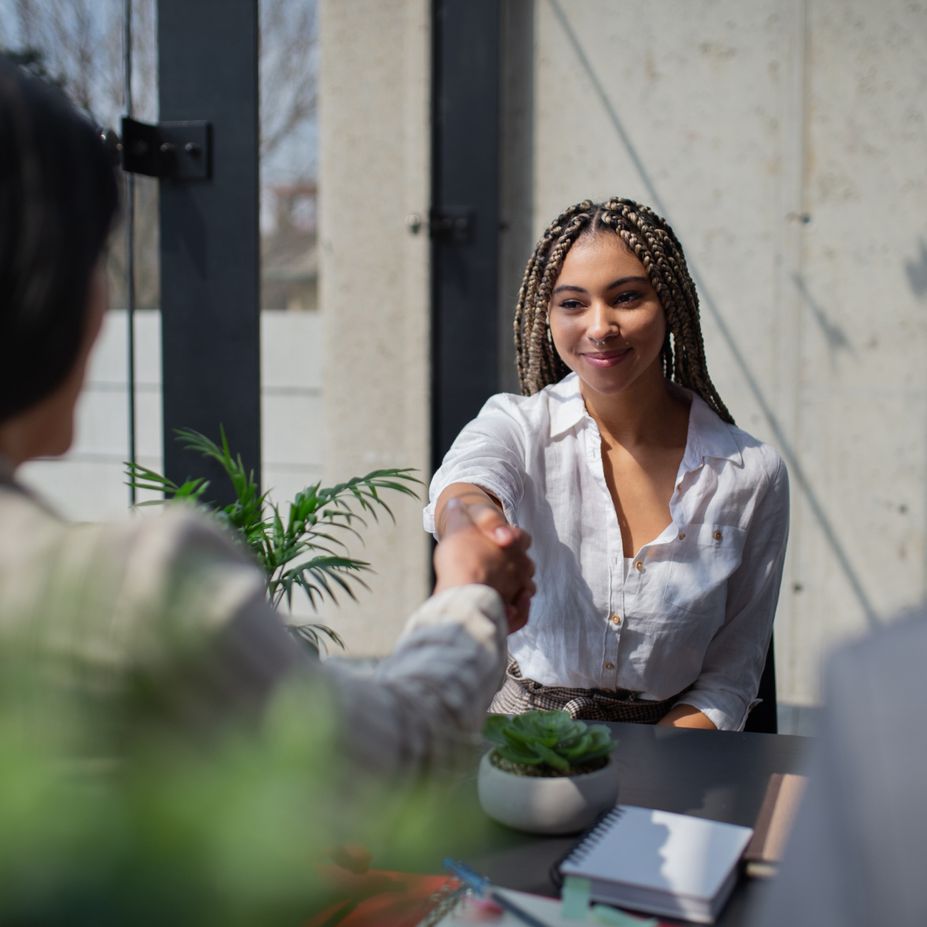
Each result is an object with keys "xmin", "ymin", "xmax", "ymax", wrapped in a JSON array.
[{"xmin": 559, "ymin": 805, "xmax": 753, "ymax": 921}]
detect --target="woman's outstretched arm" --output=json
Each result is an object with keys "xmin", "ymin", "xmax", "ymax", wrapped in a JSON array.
[
  {"xmin": 435, "ymin": 484, "xmax": 533, "ymax": 633},
  {"xmin": 434, "ymin": 483, "xmax": 508, "ymax": 540}
]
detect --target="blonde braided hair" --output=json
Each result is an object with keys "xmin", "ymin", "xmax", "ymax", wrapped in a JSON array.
[{"xmin": 513, "ymin": 196, "xmax": 733, "ymax": 424}]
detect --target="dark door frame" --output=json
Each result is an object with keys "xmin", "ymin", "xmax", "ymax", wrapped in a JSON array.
[
  {"xmin": 157, "ymin": 0, "xmax": 261, "ymax": 500},
  {"xmin": 430, "ymin": 0, "xmax": 502, "ymax": 472}
]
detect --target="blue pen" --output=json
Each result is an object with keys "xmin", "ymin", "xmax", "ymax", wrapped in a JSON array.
[{"xmin": 442, "ymin": 858, "xmax": 553, "ymax": 927}]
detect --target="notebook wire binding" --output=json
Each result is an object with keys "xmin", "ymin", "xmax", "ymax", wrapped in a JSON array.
[{"xmin": 549, "ymin": 806, "xmax": 624, "ymax": 890}]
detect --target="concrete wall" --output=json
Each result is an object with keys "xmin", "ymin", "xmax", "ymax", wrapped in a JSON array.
[
  {"xmin": 499, "ymin": 0, "xmax": 927, "ymax": 705},
  {"xmin": 317, "ymin": 0, "xmax": 433, "ymax": 655}
]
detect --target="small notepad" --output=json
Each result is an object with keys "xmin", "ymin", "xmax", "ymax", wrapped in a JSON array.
[{"xmin": 559, "ymin": 805, "xmax": 753, "ymax": 924}]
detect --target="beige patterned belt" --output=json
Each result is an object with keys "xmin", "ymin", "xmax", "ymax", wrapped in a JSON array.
[{"xmin": 490, "ymin": 658, "xmax": 683, "ymax": 725}]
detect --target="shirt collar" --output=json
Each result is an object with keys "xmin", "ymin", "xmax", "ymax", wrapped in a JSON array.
[
  {"xmin": 547, "ymin": 373, "xmax": 588, "ymax": 438},
  {"xmin": 547, "ymin": 374, "xmax": 743, "ymax": 468},
  {"xmin": 682, "ymin": 392, "xmax": 744, "ymax": 470}
]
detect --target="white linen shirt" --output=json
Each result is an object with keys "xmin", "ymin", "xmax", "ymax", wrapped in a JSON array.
[{"xmin": 423, "ymin": 373, "xmax": 789, "ymax": 731}]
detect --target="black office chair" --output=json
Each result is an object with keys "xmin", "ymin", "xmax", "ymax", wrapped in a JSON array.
[{"xmin": 743, "ymin": 638, "xmax": 777, "ymax": 733}]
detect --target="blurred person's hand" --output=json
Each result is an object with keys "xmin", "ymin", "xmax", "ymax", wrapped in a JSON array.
[{"xmin": 433, "ymin": 498, "xmax": 534, "ymax": 633}]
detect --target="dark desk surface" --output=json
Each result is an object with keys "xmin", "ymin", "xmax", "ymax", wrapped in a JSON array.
[{"xmin": 471, "ymin": 722, "xmax": 809, "ymax": 926}]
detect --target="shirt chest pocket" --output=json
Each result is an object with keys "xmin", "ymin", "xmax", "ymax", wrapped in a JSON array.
[{"xmin": 659, "ymin": 523, "xmax": 747, "ymax": 621}]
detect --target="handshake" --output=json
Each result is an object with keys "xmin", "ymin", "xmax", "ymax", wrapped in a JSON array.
[{"xmin": 433, "ymin": 493, "xmax": 535, "ymax": 634}]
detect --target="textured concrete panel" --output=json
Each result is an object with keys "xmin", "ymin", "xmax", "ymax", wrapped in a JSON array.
[{"xmin": 318, "ymin": 0, "xmax": 432, "ymax": 657}]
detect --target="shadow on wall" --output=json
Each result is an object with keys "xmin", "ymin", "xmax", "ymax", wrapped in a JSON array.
[
  {"xmin": 790, "ymin": 273, "xmax": 853, "ymax": 357},
  {"xmin": 546, "ymin": 0, "xmax": 879, "ymax": 628},
  {"xmin": 905, "ymin": 237, "xmax": 927, "ymax": 299}
]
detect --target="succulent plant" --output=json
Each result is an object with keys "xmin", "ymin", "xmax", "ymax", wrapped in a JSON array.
[{"xmin": 483, "ymin": 710, "xmax": 615, "ymax": 777}]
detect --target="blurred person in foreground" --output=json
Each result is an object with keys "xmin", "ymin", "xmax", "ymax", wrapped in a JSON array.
[
  {"xmin": 0, "ymin": 55, "xmax": 535, "ymax": 775},
  {"xmin": 751, "ymin": 608, "xmax": 927, "ymax": 927}
]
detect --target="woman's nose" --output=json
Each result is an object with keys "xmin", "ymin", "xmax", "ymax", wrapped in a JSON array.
[{"xmin": 587, "ymin": 303, "xmax": 617, "ymax": 341}]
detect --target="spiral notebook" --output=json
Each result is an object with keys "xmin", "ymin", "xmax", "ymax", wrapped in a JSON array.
[{"xmin": 559, "ymin": 805, "xmax": 753, "ymax": 924}]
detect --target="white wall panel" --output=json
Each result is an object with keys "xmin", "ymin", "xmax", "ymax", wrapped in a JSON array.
[{"xmin": 318, "ymin": 0, "xmax": 432, "ymax": 657}]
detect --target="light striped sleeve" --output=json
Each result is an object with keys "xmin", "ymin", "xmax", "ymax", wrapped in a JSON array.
[
  {"xmin": 322, "ymin": 585, "xmax": 508, "ymax": 775},
  {"xmin": 93, "ymin": 510, "xmax": 508, "ymax": 776}
]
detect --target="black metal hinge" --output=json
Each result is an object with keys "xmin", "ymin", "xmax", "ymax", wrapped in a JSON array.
[
  {"xmin": 117, "ymin": 116, "xmax": 212, "ymax": 180},
  {"xmin": 406, "ymin": 207, "xmax": 473, "ymax": 242}
]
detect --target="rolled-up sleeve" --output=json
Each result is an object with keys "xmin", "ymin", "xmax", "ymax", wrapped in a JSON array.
[
  {"xmin": 423, "ymin": 396, "xmax": 528, "ymax": 536},
  {"xmin": 678, "ymin": 454, "xmax": 790, "ymax": 730}
]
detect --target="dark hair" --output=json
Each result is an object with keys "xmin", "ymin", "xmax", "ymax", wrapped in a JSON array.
[
  {"xmin": 513, "ymin": 196, "xmax": 733, "ymax": 424},
  {"xmin": 0, "ymin": 56, "xmax": 119, "ymax": 424}
]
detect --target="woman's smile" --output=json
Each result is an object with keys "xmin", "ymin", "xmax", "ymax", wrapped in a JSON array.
[{"xmin": 580, "ymin": 344, "xmax": 634, "ymax": 368}]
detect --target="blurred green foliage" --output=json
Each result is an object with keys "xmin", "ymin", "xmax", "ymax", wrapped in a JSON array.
[{"xmin": 0, "ymin": 662, "xmax": 490, "ymax": 925}]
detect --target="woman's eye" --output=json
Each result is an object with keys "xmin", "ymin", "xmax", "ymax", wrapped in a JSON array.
[
  {"xmin": 614, "ymin": 291, "xmax": 641, "ymax": 306},
  {"xmin": 558, "ymin": 299, "xmax": 584, "ymax": 310}
]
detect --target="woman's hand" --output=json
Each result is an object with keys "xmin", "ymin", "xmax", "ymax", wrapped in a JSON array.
[{"xmin": 433, "ymin": 498, "xmax": 535, "ymax": 633}]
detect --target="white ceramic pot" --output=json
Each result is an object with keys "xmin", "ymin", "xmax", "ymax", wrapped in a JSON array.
[{"xmin": 477, "ymin": 752, "xmax": 619, "ymax": 835}]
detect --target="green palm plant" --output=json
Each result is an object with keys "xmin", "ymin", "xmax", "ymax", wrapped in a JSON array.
[{"xmin": 126, "ymin": 427, "xmax": 420, "ymax": 652}]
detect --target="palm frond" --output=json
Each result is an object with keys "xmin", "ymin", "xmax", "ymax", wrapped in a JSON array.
[
  {"xmin": 125, "ymin": 461, "xmax": 210, "ymax": 503},
  {"xmin": 270, "ymin": 555, "xmax": 372, "ymax": 611},
  {"xmin": 287, "ymin": 622, "xmax": 345, "ymax": 655}
]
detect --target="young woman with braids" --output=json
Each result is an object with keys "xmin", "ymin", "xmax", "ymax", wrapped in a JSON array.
[{"xmin": 424, "ymin": 197, "xmax": 789, "ymax": 730}]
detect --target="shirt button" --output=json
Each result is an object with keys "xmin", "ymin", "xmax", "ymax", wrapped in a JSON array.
[
  {"xmin": 634, "ymin": 560, "xmax": 645, "ymax": 573},
  {"xmin": 677, "ymin": 530, "xmax": 686, "ymax": 541},
  {"xmin": 713, "ymin": 530, "xmax": 723, "ymax": 541},
  {"xmin": 609, "ymin": 613, "xmax": 622, "ymax": 626},
  {"xmin": 604, "ymin": 661, "xmax": 615, "ymax": 670}
]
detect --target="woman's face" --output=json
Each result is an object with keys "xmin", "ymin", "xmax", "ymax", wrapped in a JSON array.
[{"xmin": 548, "ymin": 232, "xmax": 667, "ymax": 402}]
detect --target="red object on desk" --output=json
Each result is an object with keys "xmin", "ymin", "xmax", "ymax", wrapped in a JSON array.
[{"xmin": 305, "ymin": 867, "xmax": 458, "ymax": 927}]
